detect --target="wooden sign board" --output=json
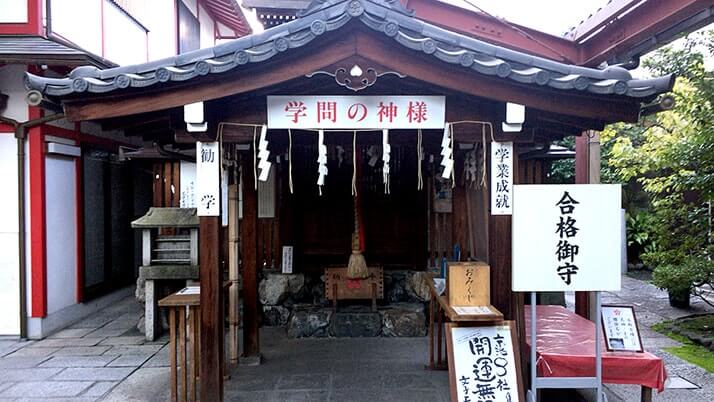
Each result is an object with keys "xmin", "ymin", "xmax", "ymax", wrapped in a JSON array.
[
  {"xmin": 446, "ymin": 321, "xmax": 524, "ymax": 402},
  {"xmin": 447, "ymin": 262, "xmax": 490, "ymax": 307},
  {"xmin": 325, "ymin": 267, "xmax": 384, "ymax": 301},
  {"xmin": 601, "ymin": 305, "xmax": 644, "ymax": 352}
]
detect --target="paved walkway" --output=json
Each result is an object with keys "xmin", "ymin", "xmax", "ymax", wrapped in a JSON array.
[{"xmin": 0, "ymin": 275, "xmax": 712, "ymax": 401}]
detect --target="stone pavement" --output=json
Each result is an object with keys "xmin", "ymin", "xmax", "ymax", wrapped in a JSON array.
[
  {"xmin": 597, "ymin": 275, "xmax": 714, "ymax": 402},
  {"xmin": 0, "ymin": 296, "xmax": 171, "ymax": 402},
  {"xmin": 0, "ymin": 274, "xmax": 713, "ymax": 401}
]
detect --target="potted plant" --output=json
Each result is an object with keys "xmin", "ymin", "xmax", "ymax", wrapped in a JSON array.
[{"xmin": 650, "ymin": 256, "xmax": 714, "ymax": 309}]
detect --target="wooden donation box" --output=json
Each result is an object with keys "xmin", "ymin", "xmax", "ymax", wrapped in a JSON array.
[
  {"xmin": 325, "ymin": 267, "xmax": 384, "ymax": 311},
  {"xmin": 447, "ymin": 261, "xmax": 490, "ymax": 307}
]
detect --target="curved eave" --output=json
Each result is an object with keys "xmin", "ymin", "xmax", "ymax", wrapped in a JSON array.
[{"xmin": 25, "ymin": 0, "xmax": 675, "ymax": 101}]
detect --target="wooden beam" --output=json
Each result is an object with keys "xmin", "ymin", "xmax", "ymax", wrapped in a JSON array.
[
  {"xmin": 405, "ymin": 0, "xmax": 580, "ymax": 63},
  {"xmin": 580, "ymin": 0, "xmax": 713, "ymax": 66},
  {"xmin": 199, "ymin": 215, "xmax": 223, "ymax": 401},
  {"xmin": 241, "ymin": 153, "xmax": 260, "ymax": 358}
]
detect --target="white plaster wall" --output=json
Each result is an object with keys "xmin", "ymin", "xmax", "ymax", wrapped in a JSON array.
[
  {"xmin": 146, "ymin": 0, "xmax": 177, "ymax": 61},
  {"xmin": 181, "ymin": 0, "xmax": 198, "ymax": 17},
  {"xmin": 51, "ymin": 0, "xmax": 103, "ymax": 56},
  {"xmin": 0, "ymin": 0, "xmax": 27, "ymax": 23},
  {"xmin": 0, "ymin": 135, "xmax": 20, "ymax": 335},
  {"xmin": 215, "ymin": 21, "xmax": 233, "ymax": 37},
  {"xmin": 0, "ymin": 65, "xmax": 29, "ymax": 122},
  {"xmin": 103, "ymin": 0, "xmax": 148, "ymax": 65},
  {"xmin": 44, "ymin": 155, "xmax": 77, "ymax": 315},
  {"xmin": 199, "ymin": 4, "xmax": 215, "ymax": 49}
]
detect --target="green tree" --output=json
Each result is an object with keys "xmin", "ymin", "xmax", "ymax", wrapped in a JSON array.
[{"xmin": 601, "ymin": 30, "xmax": 714, "ymax": 307}]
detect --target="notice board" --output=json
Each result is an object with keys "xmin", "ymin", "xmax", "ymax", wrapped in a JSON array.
[
  {"xmin": 446, "ymin": 322, "xmax": 524, "ymax": 402},
  {"xmin": 512, "ymin": 184, "xmax": 622, "ymax": 292}
]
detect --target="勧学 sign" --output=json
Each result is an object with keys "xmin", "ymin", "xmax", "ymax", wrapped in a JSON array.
[
  {"xmin": 601, "ymin": 305, "xmax": 643, "ymax": 352},
  {"xmin": 512, "ymin": 184, "xmax": 622, "ymax": 291},
  {"xmin": 196, "ymin": 141, "xmax": 220, "ymax": 216},
  {"xmin": 447, "ymin": 322, "xmax": 523, "ymax": 402},
  {"xmin": 267, "ymin": 95, "xmax": 445, "ymax": 129}
]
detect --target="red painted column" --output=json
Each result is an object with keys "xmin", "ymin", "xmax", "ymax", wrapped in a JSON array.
[{"xmin": 28, "ymin": 108, "xmax": 46, "ymax": 318}]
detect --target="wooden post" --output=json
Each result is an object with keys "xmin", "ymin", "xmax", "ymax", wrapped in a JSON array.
[
  {"xmin": 228, "ymin": 185, "xmax": 239, "ymax": 364},
  {"xmin": 241, "ymin": 159, "xmax": 260, "ymax": 359},
  {"xmin": 575, "ymin": 133, "xmax": 592, "ymax": 318},
  {"xmin": 199, "ymin": 216, "xmax": 223, "ymax": 401}
]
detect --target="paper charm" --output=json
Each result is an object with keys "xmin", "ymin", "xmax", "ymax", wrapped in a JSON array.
[
  {"xmin": 440, "ymin": 123, "xmax": 453, "ymax": 179},
  {"xmin": 257, "ymin": 125, "xmax": 271, "ymax": 182},
  {"xmin": 317, "ymin": 130, "xmax": 328, "ymax": 193},
  {"xmin": 382, "ymin": 129, "xmax": 391, "ymax": 194}
]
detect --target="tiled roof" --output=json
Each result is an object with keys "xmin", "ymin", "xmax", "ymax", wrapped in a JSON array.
[
  {"xmin": 25, "ymin": 0, "xmax": 674, "ymax": 99},
  {"xmin": 0, "ymin": 36, "xmax": 114, "ymax": 68}
]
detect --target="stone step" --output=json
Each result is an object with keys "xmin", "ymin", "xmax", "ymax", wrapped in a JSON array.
[{"xmin": 150, "ymin": 258, "xmax": 191, "ymax": 264}]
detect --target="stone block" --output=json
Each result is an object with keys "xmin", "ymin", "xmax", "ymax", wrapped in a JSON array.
[
  {"xmin": 107, "ymin": 354, "xmax": 153, "ymax": 367},
  {"xmin": 330, "ymin": 306, "xmax": 381, "ymax": 337},
  {"xmin": 53, "ymin": 367, "xmax": 134, "ymax": 381},
  {"xmin": 0, "ymin": 381, "xmax": 94, "ymax": 398},
  {"xmin": 259, "ymin": 274, "xmax": 291, "ymax": 305},
  {"xmin": 287, "ymin": 306, "xmax": 332, "ymax": 338},
  {"xmin": 407, "ymin": 271, "xmax": 432, "ymax": 302},
  {"xmin": 39, "ymin": 355, "xmax": 117, "ymax": 368},
  {"xmin": 262, "ymin": 305, "xmax": 290, "ymax": 327},
  {"xmin": 0, "ymin": 367, "xmax": 62, "ymax": 382},
  {"xmin": 381, "ymin": 303, "xmax": 427, "ymax": 337}
]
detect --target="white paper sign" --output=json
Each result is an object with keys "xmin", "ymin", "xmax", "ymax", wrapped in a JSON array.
[
  {"xmin": 450, "ymin": 325, "xmax": 521, "ymax": 402},
  {"xmin": 179, "ymin": 161, "xmax": 196, "ymax": 208},
  {"xmin": 601, "ymin": 306, "xmax": 643, "ymax": 352},
  {"xmin": 196, "ymin": 141, "xmax": 220, "ymax": 216},
  {"xmin": 491, "ymin": 141, "xmax": 513, "ymax": 215},
  {"xmin": 282, "ymin": 246, "xmax": 293, "ymax": 274},
  {"xmin": 453, "ymin": 306, "xmax": 494, "ymax": 316},
  {"xmin": 267, "ymin": 95, "xmax": 445, "ymax": 129},
  {"xmin": 512, "ymin": 184, "xmax": 622, "ymax": 291}
]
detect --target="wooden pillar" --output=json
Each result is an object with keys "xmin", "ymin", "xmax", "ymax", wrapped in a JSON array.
[
  {"xmin": 488, "ymin": 215, "xmax": 513, "ymax": 318},
  {"xmin": 487, "ymin": 144, "xmax": 519, "ymax": 321},
  {"xmin": 241, "ymin": 159, "xmax": 260, "ymax": 359},
  {"xmin": 199, "ymin": 216, "xmax": 223, "ymax": 401},
  {"xmin": 574, "ymin": 131, "xmax": 600, "ymax": 318}
]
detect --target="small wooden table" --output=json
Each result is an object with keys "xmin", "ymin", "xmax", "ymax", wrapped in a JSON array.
[
  {"xmin": 425, "ymin": 275, "xmax": 503, "ymax": 370},
  {"xmin": 159, "ymin": 291, "xmax": 200, "ymax": 402}
]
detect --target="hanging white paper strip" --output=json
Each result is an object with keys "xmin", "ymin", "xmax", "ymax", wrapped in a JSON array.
[
  {"xmin": 440, "ymin": 123, "xmax": 453, "ymax": 179},
  {"xmin": 257, "ymin": 125, "xmax": 271, "ymax": 182},
  {"xmin": 490, "ymin": 141, "xmax": 513, "ymax": 215}
]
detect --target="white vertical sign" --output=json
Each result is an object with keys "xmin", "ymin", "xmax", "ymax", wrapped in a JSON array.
[
  {"xmin": 450, "ymin": 325, "xmax": 521, "ymax": 402},
  {"xmin": 196, "ymin": 141, "xmax": 220, "ymax": 216},
  {"xmin": 512, "ymin": 184, "xmax": 622, "ymax": 291},
  {"xmin": 179, "ymin": 161, "xmax": 196, "ymax": 208},
  {"xmin": 282, "ymin": 246, "xmax": 293, "ymax": 274},
  {"xmin": 490, "ymin": 141, "xmax": 513, "ymax": 215}
]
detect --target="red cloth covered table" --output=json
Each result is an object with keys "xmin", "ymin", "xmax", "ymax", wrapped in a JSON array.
[{"xmin": 525, "ymin": 305, "xmax": 667, "ymax": 392}]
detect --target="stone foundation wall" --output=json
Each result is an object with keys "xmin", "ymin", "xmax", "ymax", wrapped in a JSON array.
[{"xmin": 259, "ymin": 270, "xmax": 432, "ymax": 337}]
